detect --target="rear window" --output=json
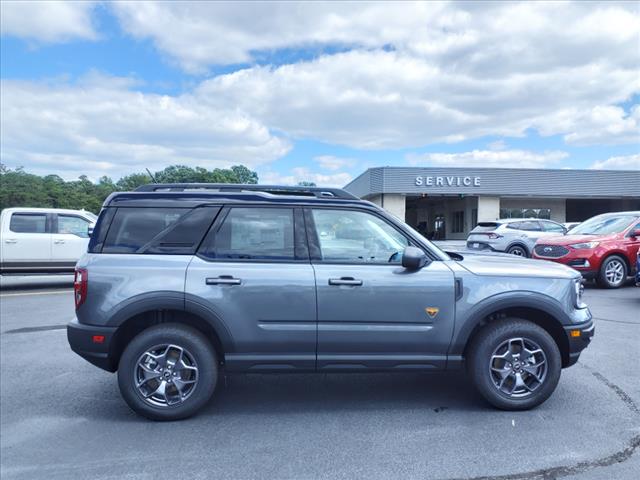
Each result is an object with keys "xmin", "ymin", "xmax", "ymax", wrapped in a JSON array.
[
  {"xmin": 101, "ymin": 207, "xmax": 219, "ymax": 254},
  {"xmin": 471, "ymin": 222, "xmax": 499, "ymax": 232},
  {"xmin": 9, "ymin": 213, "xmax": 47, "ymax": 233}
]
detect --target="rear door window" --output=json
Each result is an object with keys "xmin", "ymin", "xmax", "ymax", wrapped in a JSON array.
[
  {"xmin": 507, "ymin": 221, "xmax": 541, "ymax": 231},
  {"xmin": 9, "ymin": 213, "xmax": 47, "ymax": 233},
  {"xmin": 201, "ymin": 207, "xmax": 296, "ymax": 261},
  {"xmin": 102, "ymin": 207, "xmax": 219, "ymax": 254}
]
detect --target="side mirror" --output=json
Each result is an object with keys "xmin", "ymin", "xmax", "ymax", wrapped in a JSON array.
[
  {"xmin": 630, "ymin": 229, "xmax": 640, "ymax": 238},
  {"xmin": 402, "ymin": 246, "xmax": 429, "ymax": 271},
  {"xmin": 87, "ymin": 225, "xmax": 95, "ymax": 238}
]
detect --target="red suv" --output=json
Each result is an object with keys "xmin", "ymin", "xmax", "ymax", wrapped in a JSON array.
[{"xmin": 533, "ymin": 211, "xmax": 640, "ymax": 288}]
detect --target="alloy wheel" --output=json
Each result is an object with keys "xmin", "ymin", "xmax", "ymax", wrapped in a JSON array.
[
  {"xmin": 604, "ymin": 259, "xmax": 625, "ymax": 286},
  {"xmin": 134, "ymin": 344, "xmax": 199, "ymax": 407},
  {"xmin": 489, "ymin": 337, "xmax": 547, "ymax": 398}
]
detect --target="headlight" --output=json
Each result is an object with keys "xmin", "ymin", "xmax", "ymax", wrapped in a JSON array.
[
  {"xmin": 569, "ymin": 241, "xmax": 599, "ymax": 249},
  {"xmin": 573, "ymin": 278, "xmax": 585, "ymax": 308}
]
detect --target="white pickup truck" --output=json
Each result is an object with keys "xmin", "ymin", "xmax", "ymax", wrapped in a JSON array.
[{"xmin": 0, "ymin": 208, "xmax": 97, "ymax": 274}]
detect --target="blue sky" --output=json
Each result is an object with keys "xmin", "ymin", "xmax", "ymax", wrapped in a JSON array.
[{"xmin": 1, "ymin": 1, "xmax": 639, "ymax": 185}]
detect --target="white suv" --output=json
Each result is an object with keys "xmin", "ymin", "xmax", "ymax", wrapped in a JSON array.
[
  {"xmin": 0, "ymin": 207, "xmax": 96, "ymax": 274},
  {"xmin": 466, "ymin": 218, "xmax": 567, "ymax": 257}
]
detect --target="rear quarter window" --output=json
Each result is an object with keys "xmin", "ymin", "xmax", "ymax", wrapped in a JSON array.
[{"xmin": 100, "ymin": 207, "xmax": 219, "ymax": 254}]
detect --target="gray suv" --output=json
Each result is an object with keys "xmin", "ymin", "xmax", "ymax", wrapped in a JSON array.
[
  {"xmin": 68, "ymin": 184, "xmax": 594, "ymax": 420},
  {"xmin": 467, "ymin": 218, "xmax": 567, "ymax": 257}
]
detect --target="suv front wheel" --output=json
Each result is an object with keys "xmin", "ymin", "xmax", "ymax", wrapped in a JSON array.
[
  {"xmin": 597, "ymin": 255, "xmax": 627, "ymax": 289},
  {"xmin": 118, "ymin": 323, "xmax": 218, "ymax": 421},
  {"xmin": 467, "ymin": 319, "xmax": 561, "ymax": 410}
]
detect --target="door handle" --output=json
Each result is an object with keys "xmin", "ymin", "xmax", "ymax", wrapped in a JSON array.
[
  {"xmin": 54, "ymin": 239, "xmax": 65, "ymax": 244},
  {"xmin": 328, "ymin": 277, "xmax": 363, "ymax": 286},
  {"xmin": 206, "ymin": 276, "xmax": 242, "ymax": 286},
  {"xmin": 4, "ymin": 239, "xmax": 17, "ymax": 244}
]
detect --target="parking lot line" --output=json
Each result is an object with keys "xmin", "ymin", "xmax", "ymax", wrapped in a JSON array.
[{"xmin": 0, "ymin": 290, "xmax": 72, "ymax": 298}]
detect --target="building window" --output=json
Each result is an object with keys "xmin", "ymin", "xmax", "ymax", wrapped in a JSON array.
[
  {"xmin": 500, "ymin": 208, "xmax": 551, "ymax": 220},
  {"xmin": 452, "ymin": 211, "xmax": 465, "ymax": 233}
]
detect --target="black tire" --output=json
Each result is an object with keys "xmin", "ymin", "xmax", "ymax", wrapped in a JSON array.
[
  {"xmin": 466, "ymin": 318, "xmax": 561, "ymax": 410},
  {"xmin": 118, "ymin": 323, "xmax": 218, "ymax": 421},
  {"xmin": 596, "ymin": 255, "xmax": 627, "ymax": 289},
  {"xmin": 506, "ymin": 244, "xmax": 529, "ymax": 257}
]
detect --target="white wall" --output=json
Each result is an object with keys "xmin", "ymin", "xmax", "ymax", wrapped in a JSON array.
[
  {"xmin": 477, "ymin": 196, "xmax": 500, "ymax": 222},
  {"xmin": 380, "ymin": 194, "xmax": 406, "ymax": 221}
]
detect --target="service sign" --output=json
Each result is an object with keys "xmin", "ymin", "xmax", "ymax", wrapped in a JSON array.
[{"xmin": 415, "ymin": 175, "xmax": 481, "ymax": 187}]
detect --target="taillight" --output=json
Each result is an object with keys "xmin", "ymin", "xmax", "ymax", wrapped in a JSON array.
[
  {"xmin": 487, "ymin": 233, "xmax": 503, "ymax": 239},
  {"xmin": 74, "ymin": 268, "xmax": 88, "ymax": 309}
]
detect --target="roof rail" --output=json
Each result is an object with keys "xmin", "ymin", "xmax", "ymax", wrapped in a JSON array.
[{"xmin": 134, "ymin": 183, "xmax": 359, "ymax": 200}]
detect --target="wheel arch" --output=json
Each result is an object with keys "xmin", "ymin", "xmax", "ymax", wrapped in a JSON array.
[
  {"xmin": 453, "ymin": 294, "xmax": 572, "ymax": 367},
  {"xmin": 108, "ymin": 296, "xmax": 235, "ymax": 371}
]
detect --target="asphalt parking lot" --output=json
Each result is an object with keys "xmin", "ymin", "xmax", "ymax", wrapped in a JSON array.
[{"xmin": 1, "ymin": 281, "xmax": 639, "ymax": 480}]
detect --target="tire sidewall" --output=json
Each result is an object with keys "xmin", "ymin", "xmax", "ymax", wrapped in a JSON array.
[
  {"xmin": 468, "ymin": 319, "xmax": 561, "ymax": 410},
  {"xmin": 118, "ymin": 324, "xmax": 218, "ymax": 421}
]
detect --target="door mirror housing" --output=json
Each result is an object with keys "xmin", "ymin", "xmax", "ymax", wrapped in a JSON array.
[
  {"xmin": 402, "ymin": 246, "xmax": 429, "ymax": 271},
  {"xmin": 87, "ymin": 225, "xmax": 95, "ymax": 238},
  {"xmin": 630, "ymin": 229, "xmax": 640, "ymax": 238}
]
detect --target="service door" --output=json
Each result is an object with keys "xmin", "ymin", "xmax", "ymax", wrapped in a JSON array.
[
  {"xmin": 307, "ymin": 207, "xmax": 456, "ymax": 371},
  {"xmin": 186, "ymin": 206, "xmax": 317, "ymax": 372}
]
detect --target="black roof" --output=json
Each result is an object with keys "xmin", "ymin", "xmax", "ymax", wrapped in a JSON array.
[{"xmin": 104, "ymin": 183, "xmax": 367, "ymax": 208}]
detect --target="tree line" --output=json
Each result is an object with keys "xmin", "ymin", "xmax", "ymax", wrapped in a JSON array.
[{"xmin": 0, "ymin": 164, "xmax": 259, "ymax": 213}]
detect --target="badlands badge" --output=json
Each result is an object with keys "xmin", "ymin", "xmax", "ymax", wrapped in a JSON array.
[{"xmin": 425, "ymin": 307, "xmax": 439, "ymax": 318}]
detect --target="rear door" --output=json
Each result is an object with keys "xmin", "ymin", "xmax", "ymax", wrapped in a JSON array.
[
  {"xmin": 186, "ymin": 206, "xmax": 317, "ymax": 372},
  {"xmin": 51, "ymin": 214, "xmax": 92, "ymax": 263},
  {"xmin": 307, "ymin": 207, "xmax": 456, "ymax": 371},
  {"xmin": 1, "ymin": 211, "xmax": 52, "ymax": 269}
]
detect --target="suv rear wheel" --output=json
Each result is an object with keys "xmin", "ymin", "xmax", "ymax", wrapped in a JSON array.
[
  {"xmin": 597, "ymin": 255, "xmax": 627, "ymax": 289},
  {"xmin": 467, "ymin": 318, "xmax": 561, "ymax": 410},
  {"xmin": 118, "ymin": 323, "xmax": 218, "ymax": 421},
  {"xmin": 506, "ymin": 245, "xmax": 528, "ymax": 257}
]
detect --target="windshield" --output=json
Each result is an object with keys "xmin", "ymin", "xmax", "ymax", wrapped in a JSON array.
[{"xmin": 570, "ymin": 215, "xmax": 636, "ymax": 235}]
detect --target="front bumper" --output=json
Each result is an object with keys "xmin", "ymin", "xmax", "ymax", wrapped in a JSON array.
[
  {"xmin": 564, "ymin": 319, "xmax": 595, "ymax": 367},
  {"xmin": 67, "ymin": 319, "xmax": 118, "ymax": 372}
]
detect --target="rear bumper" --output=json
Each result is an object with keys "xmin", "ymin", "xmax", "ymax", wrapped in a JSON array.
[
  {"xmin": 564, "ymin": 319, "xmax": 595, "ymax": 367},
  {"xmin": 67, "ymin": 319, "xmax": 118, "ymax": 372},
  {"xmin": 466, "ymin": 241, "xmax": 501, "ymax": 252}
]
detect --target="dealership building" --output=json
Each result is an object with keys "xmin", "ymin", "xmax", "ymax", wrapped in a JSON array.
[{"xmin": 344, "ymin": 167, "xmax": 640, "ymax": 240}]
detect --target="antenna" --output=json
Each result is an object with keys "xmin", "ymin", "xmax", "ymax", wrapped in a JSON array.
[{"xmin": 145, "ymin": 168, "xmax": 158, "ymax": 183}]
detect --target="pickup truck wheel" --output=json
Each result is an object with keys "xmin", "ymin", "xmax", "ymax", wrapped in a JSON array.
[
  {"xmin": 118, "ymin": 323, "xmax": 218, "ymax": 421},
  {"xmin": 467, "ymin": 319, "xmax": 561, "ymax": 410},
  {"xmin": 597, "ymin": 255, "xmax": 627, "ymax": 289}
]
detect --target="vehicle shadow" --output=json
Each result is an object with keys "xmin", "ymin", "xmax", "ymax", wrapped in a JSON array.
[{"xmin": 83, "ymin": 370, "xmax": 487, "ymax": 423}]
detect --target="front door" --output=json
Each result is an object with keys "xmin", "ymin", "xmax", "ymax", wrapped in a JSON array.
[
  {"xmin": 186, "ymin": 206, "xmax": 316, "ymax": 371},
  {"xmin": 307, "ymin": 207, "xmax": 456, "ymax": 371},
  {"xmin": 51, "ymin": 214, "xmax": 92, "ymax": 263}
]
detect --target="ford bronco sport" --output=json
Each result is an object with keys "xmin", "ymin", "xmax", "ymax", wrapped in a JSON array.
[{"xmin": 67, "ymin": 184, "xmax": 594, "ymax": 420}]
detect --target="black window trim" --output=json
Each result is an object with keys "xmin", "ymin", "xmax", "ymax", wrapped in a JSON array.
[
  {"xmin": 8, "ymin": 211, "xmax": 52, "ymax": 234},
  {"xmin": 196, "ymin": 204, "xmax": 309, "ymax": 264},
  {"xmin": 303, "ymin": 205, "xmax": 423, "ymax": 266}
]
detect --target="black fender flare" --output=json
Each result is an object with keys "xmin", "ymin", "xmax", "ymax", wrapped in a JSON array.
[
  {"xmin": 104, "ymin": 291, "xmax": 235, "ymax": 353},
  {"xmin": 448, "ymin": 291, "xmax": 570, "ymax": 355}
]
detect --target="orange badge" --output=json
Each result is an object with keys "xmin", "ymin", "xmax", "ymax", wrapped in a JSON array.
[{"xmin": 425, "ymin": 307, "xmax": 439, "ymax": 318}]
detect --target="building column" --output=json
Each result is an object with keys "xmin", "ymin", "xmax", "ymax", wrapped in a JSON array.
[
  {"xmin": 381, "ymin": 194, "xmax": 406, "ymax": 221},
  {"xmin": 477, "ymin": 196, "xmax": 500, "ymax": 222}
]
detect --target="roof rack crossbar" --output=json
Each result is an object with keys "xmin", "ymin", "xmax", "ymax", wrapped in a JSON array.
[{"xmin": 134, "ymin": 183, "xmax": 358, "ymax": 200}]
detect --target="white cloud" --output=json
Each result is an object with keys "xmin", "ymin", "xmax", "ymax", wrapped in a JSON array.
[
  {"xmin": 406, "ymin": 149, "xmax": 569, "ymax": 168},
  {"xmin": 0, "ymin": 1, "xmax": 98, "ymax": 43},
  {"xmin": 0, "ymin": 76, "xmax": 290, "ymax": 180},
  {"xmin": 259, "ymin": 167, "xmax": 352, "ymax": 187},
  {"xmin": 314, "ymin": 155, "xmax": 357, "ymax": 171},
  {"xmin": 559, "ymin": 105, "xmax": 640, "ymax": 146},
  {"xmin": 590, "ymin": 153, "xmax": 640, "ymax": 170}
]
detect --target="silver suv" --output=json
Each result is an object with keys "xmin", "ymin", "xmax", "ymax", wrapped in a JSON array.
[
  {"xmin": 467, "ymin": 218, "xmax": 567, "ymax": 257},
  {"xmin": 67, "ymin": 184, "xmax": 593, "ymax": 420}
]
